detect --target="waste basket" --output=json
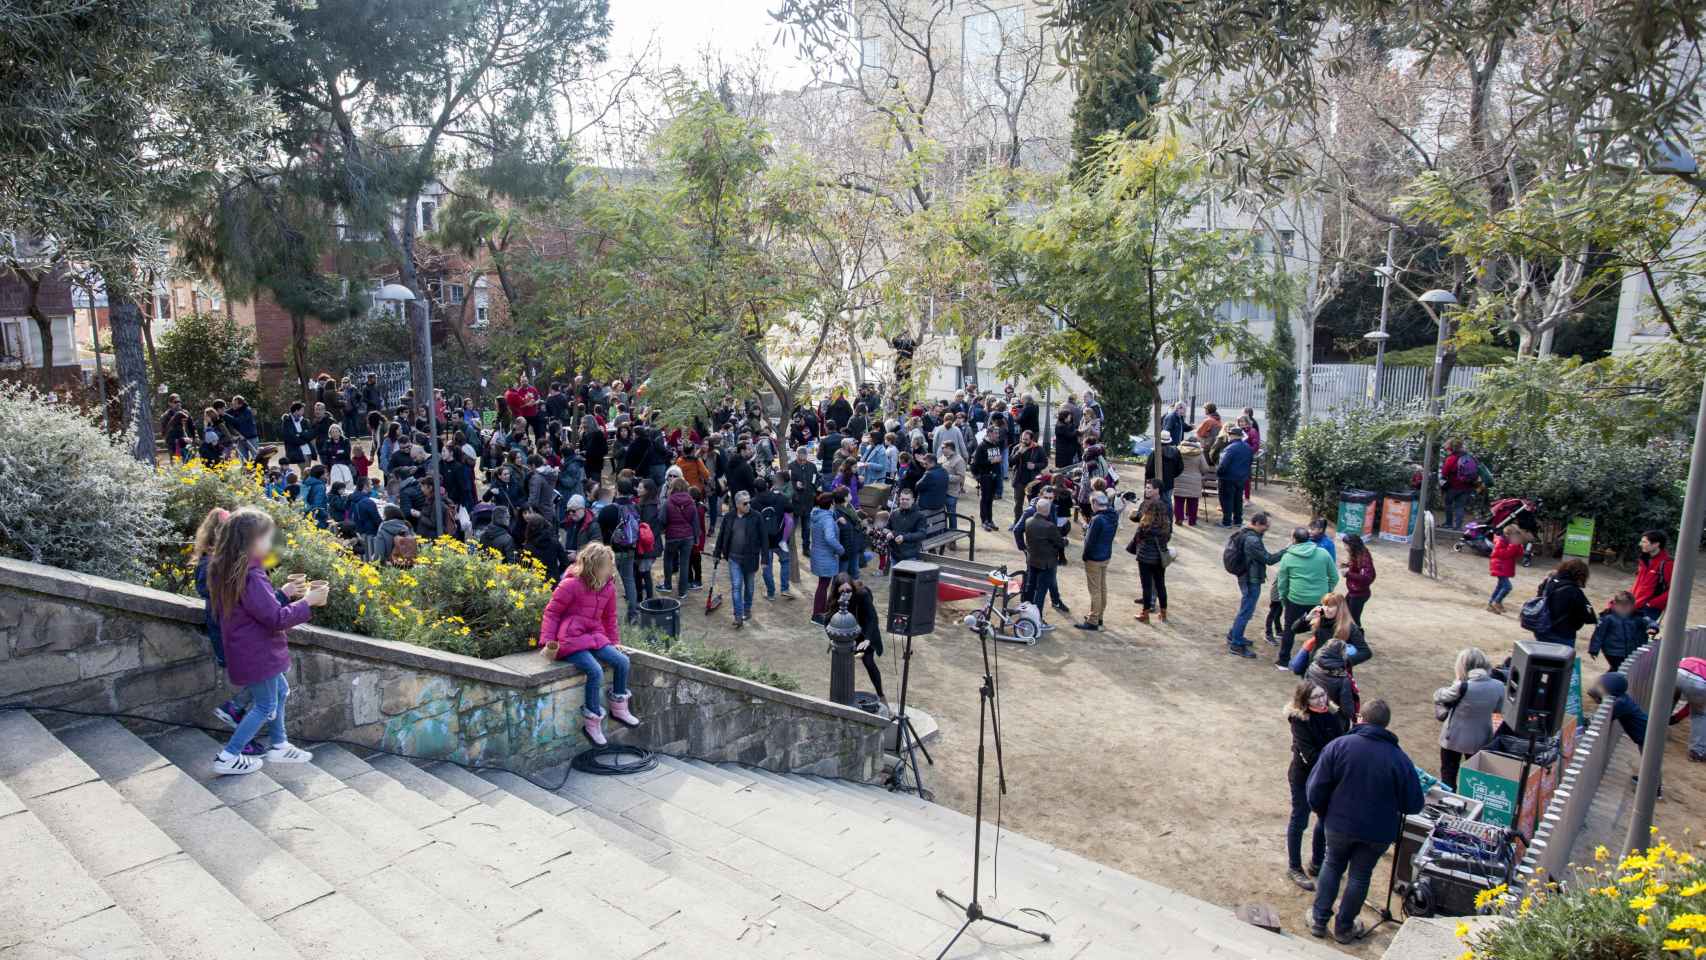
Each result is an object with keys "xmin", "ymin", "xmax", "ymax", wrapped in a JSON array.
[{"xmin": 637, "ymin": 597, "xmax": 681, "ymax": 639}]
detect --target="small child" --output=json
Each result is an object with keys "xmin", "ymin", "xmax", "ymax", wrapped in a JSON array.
[
  {"xmin": 1264, "ymin": 578, "xmax": 1285, "ymax": 646},
  {"xmin": 1591, "ymin": 672, "xmax": 1659, "ymax": 797},
  {"xmin": 351, "ymin": 442, "xmax": 372, "ymax": 482},
  {"xmin": 1590, "ymin": 591, "xmax": 1648, "ymax": 672},
  {"xmin": 537, "ymin": 543, "xmax": 642, "ymax": 746},
  {"xmin": 205, "ymin": 507, "xmax": 324, "ymax": 775},
  {"xmin": 1487, "ymin": 523, "xmax": 1522, "ymax": 614},
  {"xmin": 190, "ymin": 509, "xmax": 252, "ymax": 738}
]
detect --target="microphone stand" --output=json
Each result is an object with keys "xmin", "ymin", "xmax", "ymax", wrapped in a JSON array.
[{"xmin": 933, "ymin": 570, "xmax": 1050, "ymax": 957}]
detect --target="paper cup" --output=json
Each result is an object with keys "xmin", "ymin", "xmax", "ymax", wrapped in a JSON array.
[{"xmin": 286, "ymin": 573, "xmax": 307, "ymax": 584}]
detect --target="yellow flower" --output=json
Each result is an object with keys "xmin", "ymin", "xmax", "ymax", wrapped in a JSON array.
[
  {"xmin": 1518, "ymin": 896, "xmax": 1532, "ymax": 915},
  {"xmin": 1457, "ymin": 952, "xmax": 1472, "ymax": 960},
  {"xmin": 1665, "ymin": 940, "xmax": 1693, "ymax": 953},
  {"xmin": 1647, "ymin": 883, "xmax": 1671, "ymax": 896},
  {"xmin": 1454, "ymin": 923, "xmax": 1470, "ymax": 940},
  {"xmin": 1639, "ymin": 914, "xmax": 1651, "ymax": 928},
  {"xmin": 1473, "ymin": 884, "xmax": 1507, "ymax": 911},
  {"xmin": 486, "ymin": 578, "xmax": 497, "ymax": 588},
  {"xmin": 1629, "ymin": 895, "xmax": 1658, "ymax": 911},
  {"xmin": 1681, "ymin": 882, "xmax": 1706, "ymax": 897},
  {"xmin": 1596, "ymin": 846, "xmax": 1610, "ymax": 862},
  {"xmin": 1670, "ymin": 914, "xmax": 1706, "ymax": 933}
]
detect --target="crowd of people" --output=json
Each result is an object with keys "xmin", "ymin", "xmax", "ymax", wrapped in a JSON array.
[{"xmin": 169, "ymin": 370, "xmax": 1706, "ymax": 947}]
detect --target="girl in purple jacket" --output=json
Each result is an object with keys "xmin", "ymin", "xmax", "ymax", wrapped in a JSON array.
[{"xmin": 206, "ymin": 508, "xmax": 324, "ymax": 775}]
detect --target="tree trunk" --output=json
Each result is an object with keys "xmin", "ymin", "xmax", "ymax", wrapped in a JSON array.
[
  {"xmin": 107, "ymin": 295, "xmax": 157, "ymax": 464},
  {"xmin": 141, "ymin": 313, "xmax": 162, "ymax": 384},
  {"xmin": 1537, "ymin": 325, "xmax": 1556, "ymax": 357},
  {"xmin": 959, "ymin": 340, "xmax": 978, "ymax": 393},
  {"xmin": 290, "ymin": 313, "xmax": 310, "ymax": 398},
  {"xmin": 22, "ymin": 273, "xmax": 54, "ymax": 391}
]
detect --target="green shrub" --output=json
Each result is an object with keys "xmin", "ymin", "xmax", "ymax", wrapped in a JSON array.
[
  {"xmin": 1289, "ymin": 406, "xmax": 1413, "ymax": 517},
  {"xmin": 1488, "ymin": 429, "xmax": 1686, "ymax": 560},
  {"xmin": 625, "ymin": 627, "xmax": 801, "ymax": 692},
  {"xmin": 1359, "ymin": 343, "xmax": 1515, "ymax": 367},
  {"xmin": 154, "ymin": 311, "xmax": 259, "ymax": 410},
  {"xmin": 1460, "ymin": 837, "xmax": 1706, "ymax": 960},
  {"xmin": 153, "ymin": 458, "xmax": 552, "ymax": 658},
  {"xmin": 0, "ymin": 384, "xmax": 171, "ymax": 581}
]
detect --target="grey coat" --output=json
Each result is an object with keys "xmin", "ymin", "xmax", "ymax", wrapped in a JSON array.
[
  {"xmin": 1173, "ymin": 440, "xmax": 1209, "ymax": 499},
  {"xmin": 1434, "ymin": 669, "xmax": 1503, "ymax": 755}
]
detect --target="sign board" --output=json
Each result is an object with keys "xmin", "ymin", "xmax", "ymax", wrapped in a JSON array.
[
  {"xmin": 1336, "ymin": 495, "xmax": 1378, "ymax": 538},
  {"xmin": 481, "ymin": 410, "xmax": 495, "ymax": 427},
  {"xmin": 1459, "ymin": 749, "xmax": 1553, "ymax": 837},
  {"xmin": 1563, "ymin": 516, "xmax": 1595, "ymax": 558},
  {"xmin": 1379, "ymin": 495, "xmax": 1415, "ymax": 544}
]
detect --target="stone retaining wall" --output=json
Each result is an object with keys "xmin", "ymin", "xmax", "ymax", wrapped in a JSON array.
[{"xmin": 0, "ymin": 557, "xmax": 884, "ymax": 779}]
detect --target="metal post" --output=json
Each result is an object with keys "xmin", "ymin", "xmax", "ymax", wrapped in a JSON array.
[
  {"xmin": 418, "ymin": 299, "xmax": 444, "ymax": 537},
  {"xmin": 1624, "ymin": 371, "xmax": 1706, "ymax": 852},
  {"xmin": 88, "ymin": 297, "xmax": 110, "ymax": 433},
  {"xmin": 1371, "ymin": 226, "xmax": 1396, "ymax": 406},
  {"xmin": 1408, "ymin": 305, "xmax": 1448, "ymax": 574}
]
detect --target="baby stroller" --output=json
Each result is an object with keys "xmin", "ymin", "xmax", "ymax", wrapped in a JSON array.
[{"xmin": 1455, "ymin": 497, "xmax": 1539, "ymax": 566}]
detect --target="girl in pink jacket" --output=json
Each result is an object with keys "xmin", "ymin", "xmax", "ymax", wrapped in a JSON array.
[{"xmin": 539, "ymin": 543, "xmax": 642, "ymax": 745}]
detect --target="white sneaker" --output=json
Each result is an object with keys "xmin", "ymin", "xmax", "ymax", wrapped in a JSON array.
[
  {"xmin": 264, "ymin": 743, "xmax": 314, "ymax": 764},
  {"xmin": 213, "ymin": 751, "xmax": 263, "ymax": 776}
]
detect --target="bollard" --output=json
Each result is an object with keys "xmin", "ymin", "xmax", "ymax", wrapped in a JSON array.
[{"xmin": 825, "ymin": 591, "xmax": 860, "ymax": 706}]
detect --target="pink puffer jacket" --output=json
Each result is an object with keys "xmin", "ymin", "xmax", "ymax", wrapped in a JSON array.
[{"xmin": 538, "ymin": 576, "xmax": 618, "ymax": 658}]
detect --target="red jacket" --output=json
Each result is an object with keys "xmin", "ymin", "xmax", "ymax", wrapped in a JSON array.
[
  {"xmin": 505, "ymin": 385, "xmax": 541, "ymax": 420},
  {"xmin": 1442, "ymin": 452, "xmax": 1478, "ymax": 491},
  {"xmin": 538, "ymin": 575, "xmax": 618, "ymax": 658},
  {"xmin": 1488, "ymin": 535, "xmax": 1522, "ymax": 578},
  {"xmin": 1632, "ymin": 549, "xmax": 1673, "ymax": 612}
]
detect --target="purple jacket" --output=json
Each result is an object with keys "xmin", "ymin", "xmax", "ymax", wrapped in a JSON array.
[{"xmin": 219, "ymin": 561, "xmax": 311, "ymax": 687}]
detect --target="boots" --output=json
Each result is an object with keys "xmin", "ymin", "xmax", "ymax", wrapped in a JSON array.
[
  {"xmin": 608, "ymin": 693, "xmax": 641, "ymax": 728},
  {"xmin": 1136, "ymin": 609, "xmax": 1150, "ymax": 624},
  {"xmin": 1157, "ymin": 608, "xmax": 1168, "ymax": 623},
  {"xmin": 581, "ymin": 709, "xmax": 608, "ymax": 746}
]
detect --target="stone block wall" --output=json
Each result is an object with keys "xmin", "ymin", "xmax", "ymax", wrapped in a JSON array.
[{"xmin": 0, "ymin": 558, "xmax": 884, "ymax": 780}]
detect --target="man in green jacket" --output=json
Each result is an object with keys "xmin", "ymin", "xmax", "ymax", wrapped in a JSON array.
[{"xmin": 1274, "ymin": 527, "xmax": 1340, "ymax": 670}]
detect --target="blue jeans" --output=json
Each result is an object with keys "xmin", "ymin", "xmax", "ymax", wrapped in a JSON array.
[
  {"xmin": 1311, "ymin": 831, "xmax": 1388, "ymax": 936},
  {"xmin": 1219, "ymin": 483, "xmax": 1244, "ymax": 525},
  {"xmin": 762, "ymin": 545, "xmax": 791, "ymax": 596},
  {"xmin": 945, "ymin": 494, "xmax": 958, "ymax": 520},
  {"xmin": 1026, "ymin": 566, "xmax": 1058, "ymax": 613},
  {"xmin": 1445, "ymin": 488, "xmax": 1473, "ymax": 529},
  {"xmin": 1490, "ymin": 576, "xmax": 1512, "ymax": 605},
  {"xmin": 1287, "ymin": 774, "xmax": 1325, "ymax": 872},
  {"xmin": 224, "ymin": 673, "xmax": 288, "ymax": 755},
  {"xmin": 665, "ymin": 538, "xmax": 694, "ymax": 598},
  {"xmin": 729, "ymin": 564, "xmax": 756, "ymax": 620},
  {"xmin": 564, "ymin": 646, "xmax": 630, "ymax": 717},
  {"xmin": 1227, "ymin": 579, "xmax": 1261, "ymax": 648}
]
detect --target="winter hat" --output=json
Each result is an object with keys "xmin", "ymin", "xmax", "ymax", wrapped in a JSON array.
[
  {"xmin": 1599, "ymin": 672, "xmax": 1630, "ymax": 699},
  {"xmin": 1159, "ymin": 431, "xmax": 1172, "ymax": 444},
  {"xmin": 566, "ymin": 494, "xmax": 587, "ymax": 510}
]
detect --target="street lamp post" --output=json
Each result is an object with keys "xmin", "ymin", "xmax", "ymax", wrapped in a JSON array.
[
  {"xmin": 1408, "ymin": 289, "xmax": 1458, "ymax": 575},
  {"xmin": 1623, "ymin": 141, "xmax": 1704, "ymax": 851},
  {"xmin": 1368, "ymin": 226, "xmax": 1397, "ymax": 406},
  {"xmin": 376, "ymin": 283, "xmax": 442, "ymax": 537}
]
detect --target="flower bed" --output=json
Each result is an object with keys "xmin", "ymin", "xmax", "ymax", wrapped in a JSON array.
[
  {"xmin": 152, "ymin": 460, "xmax": 552, "ymax": 659},
  {"xmin": 1461, "ymin": 836, "xmax": 1706, "ymax": 960}
]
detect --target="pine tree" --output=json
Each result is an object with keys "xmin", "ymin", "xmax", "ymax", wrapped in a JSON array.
[
  {"xmin": 1068, "ymin": 33, "xmax": 1162, "ymax": 179},
  {"xmin": 1265, "ymin": 319, "xmax": 1301, "ymax": 468}
]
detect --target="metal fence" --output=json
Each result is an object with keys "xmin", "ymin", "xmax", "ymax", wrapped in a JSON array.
[
  {"xmin": 1174, "ymin": 361, "xmax": 1493, "ymax": 423},
  {"xmin": 348, "ymin": 362, "xmax": 413, "ymax": 411},
  {"xmin": 1514, "ymin": 626, "xmax": 1706, "ymax": 894}
]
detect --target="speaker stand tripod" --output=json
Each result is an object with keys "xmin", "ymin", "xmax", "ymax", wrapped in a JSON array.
[
  {"xmin": 933, "ymin": 605, "xmax": 1050, "ymax": 957},
  {"xmin": 886, "ymin": 624, "xmax": 933, "ymax": 798}
]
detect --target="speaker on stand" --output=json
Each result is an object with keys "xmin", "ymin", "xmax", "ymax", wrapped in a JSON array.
[{"xmin": 886, "ymin": 561, "xmax": 938, "ymax": 796}]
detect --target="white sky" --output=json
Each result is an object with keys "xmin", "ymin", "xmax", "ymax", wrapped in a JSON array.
[{"xmin": 604, "ymin": 0, "xmax": 817, "ymax": 85}]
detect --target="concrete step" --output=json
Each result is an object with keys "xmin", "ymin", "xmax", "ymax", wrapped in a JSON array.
[{"xmin": 4, "ymin": 714, "xmax": 302, "ymax": 960}]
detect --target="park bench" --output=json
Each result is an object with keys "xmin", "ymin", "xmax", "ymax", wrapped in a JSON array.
[{"xmin": 918, "ymin": 507, "xmax": 977, "ymax": 560}]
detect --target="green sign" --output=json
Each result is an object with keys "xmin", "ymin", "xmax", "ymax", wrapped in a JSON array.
[
  {"xmin": 1336, "ymin": 498, "xmax": 1371, "ymax": 537},
  {"xmin": 1457, "ymin": 767, "xmax": 1518, "ymax": 828},
  {"xmin": 1563, "ymin": 516, "xmax": 1595, "ymax": 558},
  {"xmin": 481, "ymin": 410, "xmax": 495, "ymax": 427}
]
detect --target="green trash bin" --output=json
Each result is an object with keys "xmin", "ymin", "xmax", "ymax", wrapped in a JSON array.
[{"xmin": 1336, "ymin": 489, "xmax": 1379, "ymax": 538}]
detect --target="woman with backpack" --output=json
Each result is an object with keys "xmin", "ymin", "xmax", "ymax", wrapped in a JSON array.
[
  {"xmin": 1523, "ymin": 558, "xmax": 1597, "ymax": 647},
  {"xmin": 1432, "ymin": 647, "xmax": 1502, "ymax": 789}
]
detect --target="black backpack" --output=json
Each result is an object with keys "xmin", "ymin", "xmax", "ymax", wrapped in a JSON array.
[
  {"xmin": 759, "ymin": 501, "xmax": 784, "ymax": 546},
  {"xmin": 1223, "ymin": 529, "xmax": 1252, "ymax": 576}
]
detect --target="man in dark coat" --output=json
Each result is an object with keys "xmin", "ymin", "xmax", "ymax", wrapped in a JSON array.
[
  {"xmin": 280, "ymin": 402, "xmax": 314, "ymax": 467},
  {"xmin": 1017, "ymin": 394, "xmax": 1040, "ymax": 435},
  {"xmin": 1022, "ymin": 498, "xmax": 1068, "ymax": 622},
  {"xmin": 785, "ymin": 446, "xmax": 820, "ymax": 550},
  {"xmin": 1305, "ymin": 700, "xmax": 1425, "ymax": 944},
  {"xmin": 714, "ymin": 490, "xmax": 765, "ymax": 628},
  {"xmin": 914, "ymin": 453, "xmax": 949, "ymax": 512},
  {"xmin": 1214, "ymin": 427, "xmax": 1254, "ymax": 526},
  {"xmin": 884, "ymin": 488, "xmax": 930, "ymax": 563}
]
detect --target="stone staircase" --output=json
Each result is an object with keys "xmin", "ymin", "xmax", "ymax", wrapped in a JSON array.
[{"xmin": 0, "ymin": 709, "xmax": 1343, "ymax": 960}]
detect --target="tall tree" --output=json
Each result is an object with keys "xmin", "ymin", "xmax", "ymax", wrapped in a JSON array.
[
  {"xmin": 0, "ymin": 0, "xmax": 281, "ymax": 461},
  {"xmin": 1067, "ymin": 31, "xmax": 1161, "ymax": 178}
]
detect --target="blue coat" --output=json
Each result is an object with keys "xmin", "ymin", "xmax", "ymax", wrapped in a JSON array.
[
  {"xmin": 1305, "ymin": 725, "xmax": 1425, "ymax": 844},
  {"xmin": 352, "ymin": 494, "xmax": 381, "ymax": 537},
  {"xmin": 915, "ymin": 466, "xmax": 949, "ymax": 511},
  {"xmin": 809, "ymin": 507, "xmax": 844, "ymax": 577},
  {"xmin": 1082, "ymin": 509, "xmax": 1118, "ymax": 562},
  {"xmin": 1215, "ymin": 440, "xmax": 1253, "ymax": 483}
]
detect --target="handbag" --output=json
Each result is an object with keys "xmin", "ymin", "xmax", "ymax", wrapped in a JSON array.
[{"xmin": 1159, "ymin": 543, "xmax": 1176, "ymax": 569}]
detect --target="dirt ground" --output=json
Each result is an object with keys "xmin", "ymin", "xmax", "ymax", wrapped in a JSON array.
[{"xmin": 664, "ymin": 478, "xmax": 1706, "ymax": 956}]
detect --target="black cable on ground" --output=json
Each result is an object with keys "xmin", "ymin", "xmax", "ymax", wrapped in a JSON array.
[{"xmin": 0, "ymin": 702, "xmax": 652, "ymax": 793}]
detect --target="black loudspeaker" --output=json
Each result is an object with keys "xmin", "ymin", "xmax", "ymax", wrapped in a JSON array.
[
  {"xmin": 1503, "ymin": 640, "xmax": 1575, "ymax": 738},
  {"xmin": 887, "ymin": 560, "xmax": 939, "ymax": 636}
]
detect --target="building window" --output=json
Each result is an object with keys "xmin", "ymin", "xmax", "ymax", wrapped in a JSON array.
[
  {"xmin": 447, "ymin": 283, "xmax": 466, "ymax": 305},
  {"xmin": 174, "ymin": 287, "xmax": 189, "ymax": 310},
  {"xmin": 0, "ymin": 318, "xmax": 27, "ymax": 367},
  {"xmin": 418, "ymin": 200, "xmax": 436, "ymax": 233},
  {"xmin": 1278, "ymin": 229, "xmax": 1296, "ymax": 257},
  {"xmin": 473, "ymin": 289, "xmax": 490, "ymax": 327},
  {"xmin": 860, "ymin": 36, "xmax": 883, "ymax": 71},
  {"xmin": 153, "ymin": 290, "xmax": 172, "ymax": 321},
  {"xmin": 962, "ymin": 6, "xmax": 1025, "ymax": 109}
]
